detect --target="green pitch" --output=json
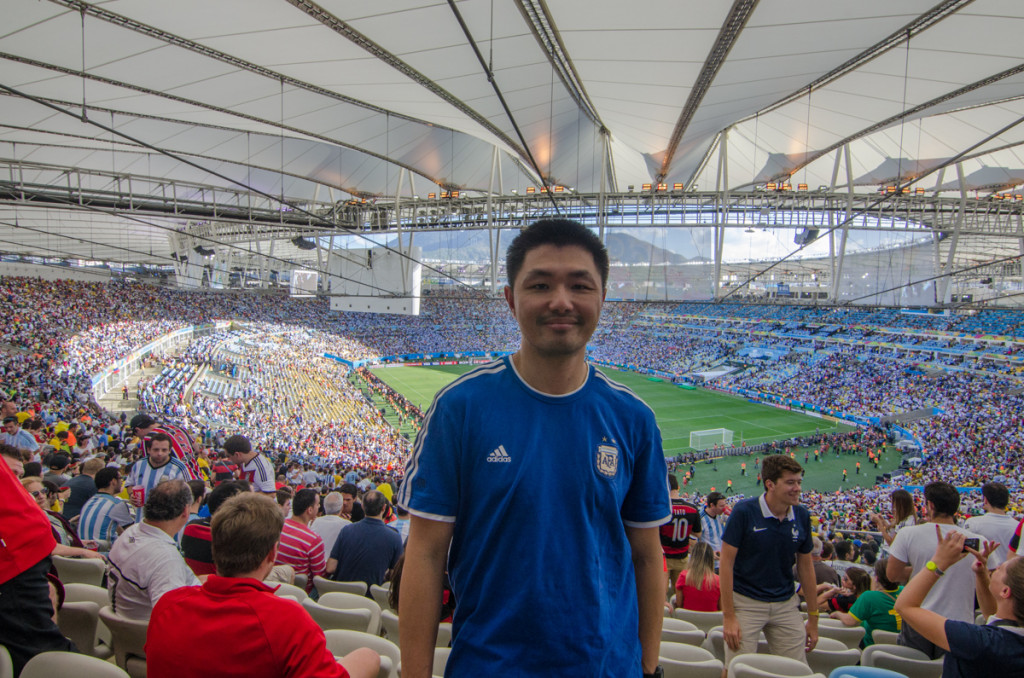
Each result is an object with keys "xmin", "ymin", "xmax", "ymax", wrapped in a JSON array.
[{"xmin": 370, "ymin": 363, "xmax": 900, "ymax": 495}]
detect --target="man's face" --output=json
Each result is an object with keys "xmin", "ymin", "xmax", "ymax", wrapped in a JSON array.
[
  {"xmin": 3, "ymin": 454, "xmax": 23, "ymax": 478},
  {"xmin": 504, "ymin": 244, "xmax": 604, "ymax": 361},
  {"xmin": 766, "ymin": 470, "xmax": 803, "ymax": 507},
  {"xmin": 709, "ymin": 499, "xmax": 727, "ymax": 517},
  {"xmin": 148, "ymin": 440, "xmax": 172, "ymax": 467},
  {"xmin": 3, "ymin": 420, "xmax": 18, "ymax": 435},
  {"xmin": 341, "ymin": 493, "xmax": 354, "ymax": 514}
]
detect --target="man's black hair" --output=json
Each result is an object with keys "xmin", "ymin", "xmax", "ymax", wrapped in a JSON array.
[
  {"xmin": 94, "ymin": 466, "xmax": 120, "ymax": 491},
  {"xmin": 982, "ymin": 482, "xmax": 1010, "ymax": 510},
  {"xmin": 505, "ymin": 218, "xmax": 609, "ymax": 288},
  {"xmin": 292, "ymin": 488, "xmax": 319, "ymax": 516},
  {"xmin": 924, "ymin": 481, "xmax": 960, "ymax": 518},
  {"xmin": 207, "ymin": 480, "xmax": 248, "ymax": 515}
]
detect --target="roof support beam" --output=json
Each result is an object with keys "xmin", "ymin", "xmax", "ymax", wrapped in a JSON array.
[{"xmin": 657, "ymin": 0, "xmax": 759, "ymax": 183}]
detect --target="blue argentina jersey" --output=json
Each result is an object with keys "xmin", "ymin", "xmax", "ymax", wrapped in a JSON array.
[
  {"xmin": 79, "ymin": 493, "xmax": 131, "ymax": 543},
  {"xmin": 127, "ymin": 457, "xmax": 191, "ymax": 522},
  {"xmin": 399, "ymin": 357, "xmax": 670, "ymax": 677}
]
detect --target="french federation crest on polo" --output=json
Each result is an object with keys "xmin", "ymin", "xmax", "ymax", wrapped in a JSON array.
[
  {"xmin": 596, "ymin": 443, "xmax": 618, "ymax": 477},
  {"xmin": 792, "ymin": 525, "xmax": 800, "ymax": 541}
]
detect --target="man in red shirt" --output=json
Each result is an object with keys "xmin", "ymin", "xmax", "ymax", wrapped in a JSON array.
[
  {"xmin": 147, "ymin": 493, "xmax": 379, "ymax": 678},
  {"xmin": 660, "ymin": 474, "xmax": 702, "ymax": 597},
  {"xmin": 274, "ymin": 488, "xmax": 326, "ymax": 591},
  {"xmin": 0, "ymin": 454, "xmax": 74, "ymax": 674}
]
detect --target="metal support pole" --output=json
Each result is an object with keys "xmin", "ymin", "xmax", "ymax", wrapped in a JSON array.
[
  {"xmin": 713, "ymin": 129, "xmax": 729, "ymax": 300},
  {"xmin": 831, "ymin": 145, "xmax": 853, "ymax": 302},
  {"xmin": 938, "ymin": 163, "xmax": 967, "ymax": 305},
  {"xmin": 487, "ymin": 146, "xmax": 499, "ymax": 295}
]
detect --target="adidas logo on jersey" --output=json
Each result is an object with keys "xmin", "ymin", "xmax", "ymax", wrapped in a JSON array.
[{"xmin": 487, "ymin": 445, "xmax": 511, "ymax": 463}]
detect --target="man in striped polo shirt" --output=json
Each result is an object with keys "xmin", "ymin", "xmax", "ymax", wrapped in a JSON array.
[
  {"xmin": 274, "ymin": 488, "xmax": 326, "ymax": 591},
  {"xmin": 125, "ymin": 432, "xmax": 192, "ymax": 523},
  {"xmin": 78, "ymin": 467, "xmax": 132, "ymax": 548},
  {"xmin": 226, "ymin": 434, "xmax": 276, "ymax": 494}
]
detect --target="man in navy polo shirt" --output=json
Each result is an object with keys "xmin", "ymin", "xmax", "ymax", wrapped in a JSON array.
[{"xmin": 720, "ymin": 454, "xmax": 818, "ymax": 671}]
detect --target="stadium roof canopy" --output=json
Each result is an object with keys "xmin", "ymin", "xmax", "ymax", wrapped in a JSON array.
[{"xmin": 3, "ymin": 0, "xmax": 1024, "ymax": 267}]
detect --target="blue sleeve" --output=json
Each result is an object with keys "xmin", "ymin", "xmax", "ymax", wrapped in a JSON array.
[
  {"xmin": 621, "ymin": 413, "xmax": 670, "ymax": 528},
  {"xmin": 722, "ymin": 504, "xmax": 747, "ymax": 548},
  {"xmin": 396, "ymin": 390, "xmax": 462, "ymax": 521}
]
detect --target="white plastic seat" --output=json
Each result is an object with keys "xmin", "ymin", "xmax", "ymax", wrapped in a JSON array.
[
  {"xmin": 21, "ymin": 651, "xmax": 129, "ymax": 678},
  {"xmin": 0, "ymin": 645, "xmax": 12, "ymax": 678},
  {"xmin": 318, "ymin": 591, "xmax": 383, "ymax": 635},
  {"xmin": 806, "ymin": 642, "xmax": 862, "ymax": 676},
  {"xmin": 302, "ymin": 598, "xmax": 374, "ymax": 633},
  {"xmin": 673, "ymin": 608, "xmax": 725, "ymax": 634},
  {"xmin": 97, "ymin": 606, "xmax": 147, "ymax": 678},
  {"xmin": 272, "ymin": 582, "xmax": 309, "ymax": 602},
  {"xmin": 661, "ymin": 656, "xmax": 724, "ymax": 678},
  {"xmin": 862, "ymin": 645, "xmax": 942, "ymax": 678},
  {"xmin": 324, "ymin": 630, "xmax": 399, "ymax": 678},
  {"xmin": 432, "ymin": 647, "xmax": 451, "ymax": 677},
  {"xmin": 869, "ymin": 629, "xmax": 900, "ymax": 645},
  {"xmin": 57, "ymin": 601, "xmax": 107, "ymax": 659},
  {"xmin": 314, "ymin": 576, "xmax": 368, "ymax": 597},
  {"xmin": 370, "ymin": 583, "xmax": 393, "ymax": 612},
  {"xmin": 816, "ymin": 623, "xmax": 866, "ymax": 650},
  {"xmin": 52, "ymin": 556, "xmax": 105, "ymax": 587},
  {"xmin": 659, "ymin": 641, "xmax": 716, "ymax": 663},
  {"xmin": 728, "ymin": 653, "xmax": 824, "ymax": 678}
]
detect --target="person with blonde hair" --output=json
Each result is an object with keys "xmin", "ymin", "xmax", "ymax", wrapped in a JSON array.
[{"xmin": 675, "ymin": 542, "xmax": 720, "ymax": 611}]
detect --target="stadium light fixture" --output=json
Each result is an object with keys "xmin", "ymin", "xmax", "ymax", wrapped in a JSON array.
[
  {"xmin": 527, "ymin": 187, "xmax": 536, "ymax": 194},
  {"xmin": 766, "ymin": 182, "xmax": 777, "ymax": 191},
  {"xmin": 642, "ymin": 183, "xmax": 652, "ymax": 191},
  {"xmin": 673, "ymin": 183, "xmax": 684, "ymax": 191}
]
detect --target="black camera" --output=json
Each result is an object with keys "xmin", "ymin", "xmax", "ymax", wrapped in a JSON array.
[{"xmin": 962, "ymin": 537, "xmax": 980, "ymax": 552}]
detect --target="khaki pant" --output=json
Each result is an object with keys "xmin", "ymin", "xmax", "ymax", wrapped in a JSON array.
[
  {"xmin": 665, "ymin": 555, "xmax": 688, "ymax": 600},
  {"xmin": 725, "ymin": 592, "xmax": 808, "ymax": 668}
]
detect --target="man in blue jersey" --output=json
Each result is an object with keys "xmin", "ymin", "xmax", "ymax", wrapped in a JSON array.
[
  {"xmin": 720, "ymin": 454, "xmax": 819, "ymax": 672},
  {"xmin": 78, "ymin": 467, "xmax": 132, "ymax": 548},
  {"xmin": 125, "ymin": 431, "xmax": 191, "ymax": 523},
  {"xmin": 398, "ymin": 219, "xmax": 671, "ymax": 678}
]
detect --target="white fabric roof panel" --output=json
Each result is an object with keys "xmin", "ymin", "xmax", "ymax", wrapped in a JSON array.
[{"xmin": 3, "ymin": 0, "xmax": 1024, "ymax": 264}]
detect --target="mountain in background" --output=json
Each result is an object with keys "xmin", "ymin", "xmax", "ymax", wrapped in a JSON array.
[{"xmin": 389, "ymin": 230, "xmax": 688, "ymax": 264}]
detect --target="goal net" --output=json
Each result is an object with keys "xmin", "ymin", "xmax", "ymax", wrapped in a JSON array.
[{"xmin": 689, "ymin": 428, "xmax": 734, "ymax": 450}]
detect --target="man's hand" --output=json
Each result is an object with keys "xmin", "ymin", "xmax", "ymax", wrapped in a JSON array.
[
  {"xmin": 723, "ymin": 613, "xmax": 742, "ymax": 651},
  {"xmin": 805, "ymin": 617, "xmax": 818, "ymax": 652}
]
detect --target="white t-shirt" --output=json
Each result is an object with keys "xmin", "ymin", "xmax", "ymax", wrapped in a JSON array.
[
  {"xmin": 889, "ymin": 521, "xmax": 982, "ymax": 623},
  {"xmin": 310, "ymin": 514, "xmax": 351, "ymax": 554},
  {"xmin": 964, "ymin": 512, "xmax": 1019, "ymax": 567}
]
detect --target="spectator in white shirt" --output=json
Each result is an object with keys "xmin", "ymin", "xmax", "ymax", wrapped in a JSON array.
[
  {"xmin": 106, "ymin": 479, "xmax": 200, "ymax": 620},
  {"xmin": 964, "ymin": 482, "xmax": 1019, "ymax": 569},
  {"xmin": 310, "ymin": 491, "xmax": 351, "ymax": 554}
]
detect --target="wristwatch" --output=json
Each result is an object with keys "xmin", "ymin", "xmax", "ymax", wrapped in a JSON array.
[
  {"xmin": 643, "ymin": 666, "xmax": 664, "ymax": 678},
  {"xmin": 925, "ymin": 560, "xmax": 945, "ymax": 577}
]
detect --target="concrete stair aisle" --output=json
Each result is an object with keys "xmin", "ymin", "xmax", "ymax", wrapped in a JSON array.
[{"xmin": 97, "ymin": 365, "xmax": 163, "ymax": 415}]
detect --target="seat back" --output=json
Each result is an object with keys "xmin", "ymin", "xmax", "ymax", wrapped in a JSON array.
[
  {"xmin": 673, "ymin": 608, "xmax": 724, "ymax": 633},
  {"xmin": 96, "ymin": 607, "xmax": 147, "ymax": 676},
  {"xmin": 869, "ymin": 653, "xmax": 944, "ymax": 678},
  {"xmin": 272, "ymin": 582, "xmax": 309, "ymax": 602},
  {"xmin": 861, "ymin": 644, "xmax": 930, "ymax": 666},
  {"xmin": 20, "ymin": 651, "xmax": 129, "ymax": 678},
  {"xmin": 728, "ymin": 653, "xmax": 817, "ymax": 678},
  {"xmin": 292, "ymin": 573, "xmax": 308, "ymax": 591},
  {"xmin": 661, "ymin": 656, "xmax": 724, "ymax": 678},
  {"xmin": 805, "ymin": 645, "xmax": 862, "ymax": 676},
  {"xmin": 869, "ymin": 630, "xmax": 900, "ymax": 645},
  {"xmin": 380, "ymin": 610, "xmax": 400, "ymax": 644},
  {"xmin": 318, "ymin": 591, "xmax": 382, "ymax": 635},
  {"xmin": 323, "ymin": 630, "xmax": 400, "ymax": 678},
  {"xmin": 817, "ymin": 624, "xmax": 866, "ymax": 650},
  {"xmin": 64, "ymin": 583, "xmax": 114, "ymax": 651},
  {"xmin": 433, "ymin": 647, "xmax": 451, "ymax": 677},
  {"xmin": 663, "ymin": 628, "xmax": 707, "ymax": 646},
  {"xmin": 659, "ymin": 641, "xmax": 716, "ymax": 663},
  {"xmin": 52, "ymin": 556, "xmax": 106, "ymax": 587},
  {"xmin": 57, "ymin": 601, "xmax": 100, "ymax": 656},
  {"xmin": 301, "ymin": 599, "xmax": 374, "ymax": 633},
  {"xmin": 0, "ymin": 645, "xmax": 12, "ymax": 678},
  {"xmin": 370, "ymin": 584, "xmax": 393, "ymax": 612},
  {"xmin": 314, "ymin": 576, "xmax": 368, "ymax": 597}
]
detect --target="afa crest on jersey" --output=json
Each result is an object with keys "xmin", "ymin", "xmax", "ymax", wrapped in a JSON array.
[{"xmin": 596, "ymin": 444, "xmax": 619, "ymax": 478}]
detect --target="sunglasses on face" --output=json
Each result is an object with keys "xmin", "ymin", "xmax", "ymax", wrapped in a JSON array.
[{"xmin": 30, "ymin": 489, "xmax": 46, "ymax": 498}]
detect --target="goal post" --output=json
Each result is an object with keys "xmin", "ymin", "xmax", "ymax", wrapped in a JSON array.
[{"xmin": 689, "ymin": 428, "xmax": 734, "ymax": 450}]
